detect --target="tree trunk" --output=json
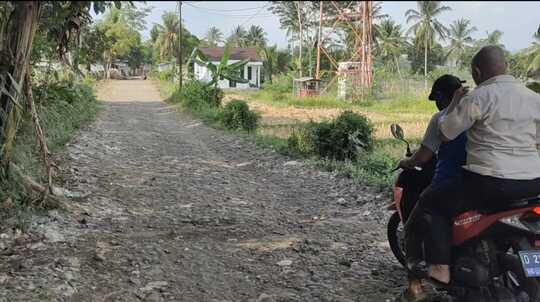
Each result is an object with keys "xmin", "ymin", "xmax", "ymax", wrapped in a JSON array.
[
  {"xmin": 0, "ymin": 1, "xmax": 42, "ymax": 163},
  {"xmin": 296, "ymin": 1, "xmax": 303, "ymax": 78},
  {"xmin": 424, "ymin": 36, "xmax": 428, "ymax": 90},
  {"xmin": 394, "ymin": 55, "xmax": 402, "ymax": 80}
]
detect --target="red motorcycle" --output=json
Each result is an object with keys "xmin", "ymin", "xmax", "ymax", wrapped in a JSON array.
[{"xmin": 387, "ymin": 123, "xmax": 540, "ymax": 301}]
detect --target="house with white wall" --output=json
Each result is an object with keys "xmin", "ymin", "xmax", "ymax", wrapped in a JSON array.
[{"xmin": 194, "ymin": 47, "xmax": 263, "ymax": 89}]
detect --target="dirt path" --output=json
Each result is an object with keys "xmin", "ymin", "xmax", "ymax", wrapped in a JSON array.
[{"xmin": 0, "ymin": 80, "xmax": 405, "ymax": 302}]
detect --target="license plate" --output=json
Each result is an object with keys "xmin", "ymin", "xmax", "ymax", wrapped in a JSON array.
[{"xmin": 518, "ymin": 250, "xmax": 540, "ymax": 277}]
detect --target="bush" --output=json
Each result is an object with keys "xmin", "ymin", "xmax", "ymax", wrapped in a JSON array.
[
  {"xmin": 287, "ymin": 111, "xmax": 374, "ymax": 161},
  {"xmin": 262, "ymin": 73, "xmax": 293, "ymax": 95},
  {"xmin": 219, "ymin": 99, "xmax": 260, "ymax": 131},
  {"xmin": 527, "ymin": 82, "xmax": 540, "ymax": 94},
  {"xmin": 176, "ymin": 80, "xmax": 223, "ymax": 109},
  {"xmin": 313, "ymin": 111, "xmax": 374, "ymax": 160}
]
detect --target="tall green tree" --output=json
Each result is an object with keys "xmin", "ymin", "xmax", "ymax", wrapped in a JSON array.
[
  {"xmin": 153, "ymin": 11, "xmax": 199, "ymax": 63},
  {"xmin": 375, "ymin": 19, "xmax": 408, "ymax": 79},
  {"xmin": 154, "ymin": 11, "xmax": 179, "ymax": 61},
  {"xmin": 405, "ymin": 1, "xmax": 451, "ymax": 88},
  {"xmin": 204, "ymin": 26, "xmax": 223, "ymax": 47},
  {"xmin": 446, "ymin": 18, "xmax": 477, "ymax": 68},
  {"xmin": 246, "ymin": 25, "xmax": 267, "ymax": 48},
  {"xmin": 527, "ymin": 26, "xmax": 540, "ymax": 76},
  {"xmin": 227, "ymin": 25, "xmax": 247, "ymax": 48},
  {"xmin": 97, "ymin": 7, "xmax": 140, "ymax": 78}
]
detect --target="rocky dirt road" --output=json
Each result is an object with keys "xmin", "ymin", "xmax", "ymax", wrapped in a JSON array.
[{"xmin": 0, "ymin": 80, "xmax": 405, "ymax": 301}]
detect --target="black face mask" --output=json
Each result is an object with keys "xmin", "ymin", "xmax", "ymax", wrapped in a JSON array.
[{"xmin": 435, "ymin": 97, "xmax": 451, "ymax": 111}]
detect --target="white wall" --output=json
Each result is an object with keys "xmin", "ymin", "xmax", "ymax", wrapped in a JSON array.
[{"xmin": 194, "ymin": 59, "xmax": 263, "ymax": 89}]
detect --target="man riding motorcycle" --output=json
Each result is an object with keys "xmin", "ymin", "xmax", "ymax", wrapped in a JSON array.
[
  {"xmin": 397, "ymin": 74, "xmax": 467, "ymax": 301},
  {"xmin": 405, "ymin": 45, "xmax": 540, "ymax": 299}
]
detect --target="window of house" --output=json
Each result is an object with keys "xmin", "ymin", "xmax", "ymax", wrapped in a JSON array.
[
  {"xmin": 240, "ymin": 68, "xmax": 245, "ymax": 79},
  {"xmin": 248, "ymin": 66, "xmax": 252, "ymax": 80}
]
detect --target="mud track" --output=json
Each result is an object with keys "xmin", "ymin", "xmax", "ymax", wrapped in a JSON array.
[{"xmin": 0, "ymin": 80, "xmax": 405, "ymax": 302}]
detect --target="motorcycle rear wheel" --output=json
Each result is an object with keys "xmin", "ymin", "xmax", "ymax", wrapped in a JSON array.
[{"xmin": 388, "ymin": 212, "xmax": 407, "ymax": 267}]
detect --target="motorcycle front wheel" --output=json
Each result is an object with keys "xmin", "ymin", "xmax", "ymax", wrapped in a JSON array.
[{"xmin": 388, "ymin": 212, "xmax": 407, "ymax": 267}]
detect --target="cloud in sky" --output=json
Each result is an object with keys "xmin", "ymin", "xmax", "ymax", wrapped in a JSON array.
[{"xmin": 100, "ymin": 1, "xmax": 540, "ymax": 52}]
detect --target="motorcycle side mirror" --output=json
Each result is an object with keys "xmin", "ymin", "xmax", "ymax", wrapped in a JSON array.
[
  {"xmin": 390, "ymin": 124, "xmax": 405, "ymax": 141},
  {"xmin": 390, "ymin": 124, "xmax": 412, "ymax": 157}
]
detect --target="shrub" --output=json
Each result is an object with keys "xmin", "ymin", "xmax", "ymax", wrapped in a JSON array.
[
  {"xmin": 262, "ymin": 73, "xmax": 293, "ymax": 95},
  {"xmin": 286, "ymin": 111, "xmax": 374, "ymax": 161},
  {"xmin": 313, "ymin": 111, "xmax": 374, "ymax": 160},
  {"xmin": 527, "ymin": 82, "xmax": 540, "ymax": 94},
  {"xmin": 177, "ymin": 80, "xmax": 223, "ymax": 109},
  {"xmin": 219, "ymin": 99, "xmax": 260, "ymax": 131},
  {"xmin": 287, "ymin": 124, "xmax": 316, "ymax": 156}
]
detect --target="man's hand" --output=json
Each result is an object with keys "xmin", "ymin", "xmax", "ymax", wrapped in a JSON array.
[
  {"xmin": 452, "ymin": 86, "xmax": 470, "ymax": 104},
  {"xmin": 398, "ymin": 158, "xmax": 417, "ymax": 170}
]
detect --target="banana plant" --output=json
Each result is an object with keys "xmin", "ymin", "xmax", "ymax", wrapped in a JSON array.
[{"xmin": 188, "ymin": 45, "xmax": 249, "ymax": 88}]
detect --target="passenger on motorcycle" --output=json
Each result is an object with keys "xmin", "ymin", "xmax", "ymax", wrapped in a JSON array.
[
  {"xmin": 397, "ymin": 75, "xmax": 467, "ymax": 301},
  {"xmin": 405, "ymin": 45, "xmax": 540, "ymax": 299}
]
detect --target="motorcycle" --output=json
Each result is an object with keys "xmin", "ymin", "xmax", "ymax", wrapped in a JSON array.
[{"xmin": 387, "ymin": 123, "xmax": 540, "ymax": 301}]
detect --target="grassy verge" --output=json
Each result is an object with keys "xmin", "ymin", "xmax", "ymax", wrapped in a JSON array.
[
  {"xmin": 0, "ymin": 79, "xmax": 100, "ymax": 229},
  {"xmin": 157, "ymin": 80, "xmax": 429, "ymax": 190}
]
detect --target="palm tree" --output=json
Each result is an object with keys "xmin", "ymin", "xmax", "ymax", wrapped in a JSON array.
[
  {"xmin": 486, "ymin": 30, "xmax": 504, "ymax": 46},
  {"xmin": 405, "ymin": 1, "xmax": 451, "ymax": 88},
  {"xmin": 375, "ymin": 19, "xmax": 408, "ymax": 79},
  {"xmin": 154, "ymin": 11, "xmax": 179, "ymax": 61},
  {"xmin": 446, "ymin": 18, "xmax": 477, "ymax": 68},
  {"xmin": 227, "ymin": 25, "xmax": 247, "ymax": 47},
  {"xmin": 246, "ymin": 25, "xmax": 267, "ymax": 48},
  {"xmin": 527, "ymin": 26, "xmax": 540, "ymax": 75},
  {"xmin": 205, "ymin": 26, "xmax": 223, "ymax": 47}
]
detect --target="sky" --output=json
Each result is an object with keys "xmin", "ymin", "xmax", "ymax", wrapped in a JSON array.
[{"xmin": 96, "ymin": 1, "xmax": 540, "ymax": 52}]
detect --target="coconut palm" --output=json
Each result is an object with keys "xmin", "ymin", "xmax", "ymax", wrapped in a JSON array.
[
  {"xmin": 375, "ymin": 19, "xmax": 408, "ymax": 79},
  {"xmin": 485, "ymin": 30, "xmax": 504, "ymax": 47},
  {"xmin": 154, "ymin": 11, "xmax": 179, "ymax": 61},
  {"xmin": 205, "ymin": 26, "xmax": 223, "ymax": 47},
  {"xmin": 406, "ymin": 1, "xmax": 451, "ymax": 88},
  {"xmin": 227, "ymin": 25, "xmax": 247, "ymax": 48},
  {"xmin": 446, "ymin": 18, "xmax": 477, "ymax": 68},
  {"xmin": 527, "ymin": 26, "xmax": 540, "ymax": 75},
  {"xmin": 246, "ymin": 25, "xmax": 267, "ymax": 48}
]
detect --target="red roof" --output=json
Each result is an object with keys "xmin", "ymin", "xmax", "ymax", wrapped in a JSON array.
[{"xmin": 199, "ymin": 47, "xmax": 261, "ymax": 62}]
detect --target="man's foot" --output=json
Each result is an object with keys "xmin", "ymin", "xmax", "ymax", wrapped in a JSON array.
[
  {"xmin": 428, "ymin": 264, "xmax": 450, "ymax": 284},
  {"xmin": 395, "ymin": 288, "xmax": 428, "ymax": 302},
  {"xmin": 406, "ymin": 259, "xmax": 428, "ymax": 279}
]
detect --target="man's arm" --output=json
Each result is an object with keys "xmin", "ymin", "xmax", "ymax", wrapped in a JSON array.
[
  {"xmin": 398, "ymin": 145, "xmax": 435, "ymax": 169},
  {"xmin": 439, "ymin": 92, "xmax": 481, "ymax": 142},
  {"xmin": 399, "ymin": 113, "xmax": 439, "ymax": 169}
]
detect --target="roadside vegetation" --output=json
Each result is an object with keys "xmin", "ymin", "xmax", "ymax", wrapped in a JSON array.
[{"xmin": 151, "ymin": 1, "xmax": 540, "ymax": 188}]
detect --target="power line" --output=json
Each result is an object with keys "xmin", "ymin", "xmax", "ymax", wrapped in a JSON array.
[
  {"xmin": 184, "ymin": 2, "xmax": 273, "ymax": 17},
  {"xmin": 239, "ymin": 3, "xmax": 270, "ymax": 27},
  {"xmin": 183, "ymin": 2, "xmax": 267, "ymax": 12}
]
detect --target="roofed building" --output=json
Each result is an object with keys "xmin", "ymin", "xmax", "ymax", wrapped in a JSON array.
[{"xmin": 194, "ymin": 47, "xmax": 263, "ymax": 89}]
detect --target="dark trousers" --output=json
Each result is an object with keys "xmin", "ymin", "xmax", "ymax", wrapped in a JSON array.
[{"xmin": 405, "ymin": 170, "xmax": 540, "ymax": 266}]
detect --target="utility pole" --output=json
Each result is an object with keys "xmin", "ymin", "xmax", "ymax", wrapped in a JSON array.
[
  {"xmin": 296, "ymin": 1, "xmax": 303, "ymax": 78},
  {"xmin": 315, "ymin": 1, "xmax": 323, "ymax": 80},
  {"xmin": 178, "ymin": 1, "xmax": 183, "ymax": 90}
]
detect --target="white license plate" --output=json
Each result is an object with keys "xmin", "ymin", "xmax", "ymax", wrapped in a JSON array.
[{"xmin": 519, "ymin": 250, "xmax": 540, "ymax": 277}]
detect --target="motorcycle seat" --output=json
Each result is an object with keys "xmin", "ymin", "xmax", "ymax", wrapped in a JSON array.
[{"xmin": 478, "ymin": 195, "xmax": 540, "ymax": 214}]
